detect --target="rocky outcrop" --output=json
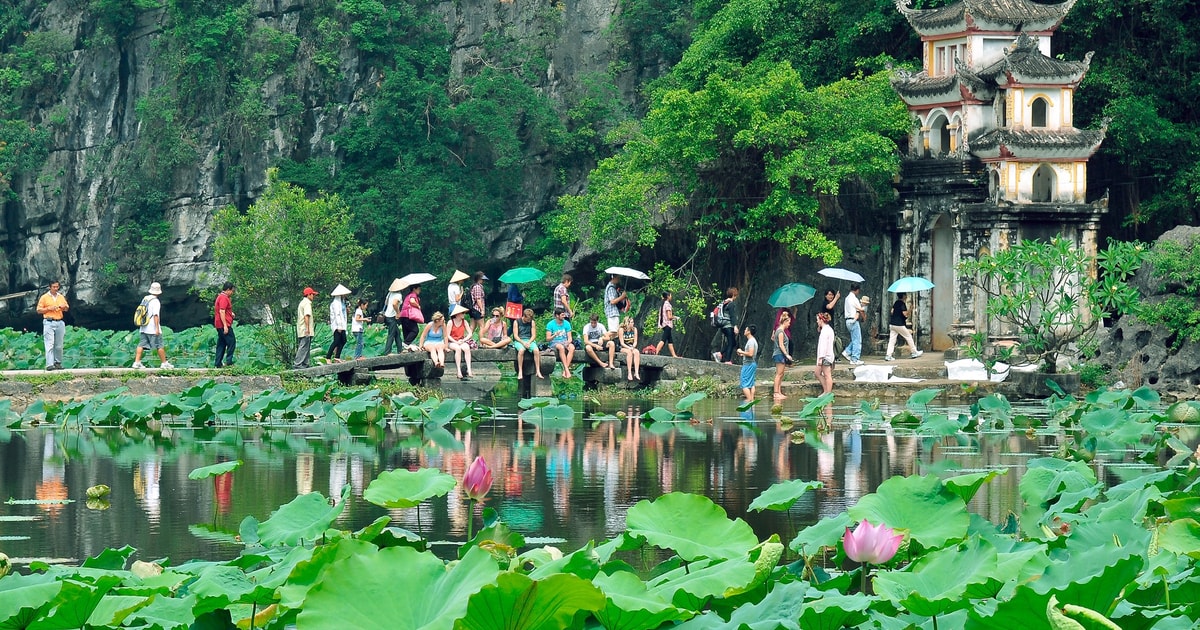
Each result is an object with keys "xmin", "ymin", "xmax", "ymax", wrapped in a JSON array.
[
  {"xmin": 0, "ymin": 0, "xmax": 622, "ymax": 329},
  {"xmin": 1095, "ymin": 226, "xmax": 1200, "ymax": 400}
]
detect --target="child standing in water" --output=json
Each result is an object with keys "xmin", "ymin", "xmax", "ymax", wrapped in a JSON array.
[{"xmin": 737, "ymin": 325, "xmax": 758, "ymax": 402}]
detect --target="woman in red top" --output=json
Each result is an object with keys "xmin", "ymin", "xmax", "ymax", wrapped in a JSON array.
[{"xmin": 447, "ymin": 305, "xmax": 475, "ymax": 380}]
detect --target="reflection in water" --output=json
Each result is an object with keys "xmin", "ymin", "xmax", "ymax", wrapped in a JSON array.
[{"xmin": 0, "ymin": 398, "xmax": 1179, "ymax": 568}]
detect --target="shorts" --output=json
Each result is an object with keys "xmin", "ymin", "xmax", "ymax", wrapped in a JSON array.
[
  {"xmin": 550, "ymin": 339, "xmax": 569, "ymax": 350},
  {"xmin": 138, "ymin": 333, "xmax": 163, "ymax": 350},
  {"xmin": 607, "ymin": 315, "xmax": 620, "ymax": 331},
  {"xmin": 661, "ymin": 327, "xmax": 674, "ymax": 344},
  {"xmin": 773, "ymin": 353, "xmax": 787, "ymax": 365},
  {"xmin": 740, "ymin": 362, "xmax": 757, "ymax": 389},
  {"xmin": 488, "ymin": 335, "xmax": 503, "ymax": 344},
  {"xmin": 514, "ymin": 340, "xmax": 538, "ymax": 352}
]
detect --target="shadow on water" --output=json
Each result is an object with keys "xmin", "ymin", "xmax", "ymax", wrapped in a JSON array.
[{"xmin": 0, "ymin": 395, "xmax": 1170, "ymax": 566}]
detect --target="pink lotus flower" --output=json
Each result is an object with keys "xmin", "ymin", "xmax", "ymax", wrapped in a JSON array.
[
  {"xmin": 843, "ymin": 520, "xmax": 903, "ymax": 565},
  {"xmin": 463, "ymin": 456, "xmax": 493, "ymax": 501}
]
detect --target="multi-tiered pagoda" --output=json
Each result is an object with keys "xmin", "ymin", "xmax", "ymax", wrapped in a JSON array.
[{"xmin": 888, "ymin": 0, "xmax": 1107, "ymax": 352}]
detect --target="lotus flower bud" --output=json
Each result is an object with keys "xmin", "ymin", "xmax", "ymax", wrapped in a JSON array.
[
  {"xmin": 463, "ymin": 456, "xmax": 493, "ymax": 501},
  {"xmin": 843, "ymin": 520, "xmax": 903, "ymax": 565}
]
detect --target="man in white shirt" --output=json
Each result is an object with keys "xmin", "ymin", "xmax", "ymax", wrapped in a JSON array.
[
  {"xmin": 294, "ymin": 287, "xmax": 317, "ymax": 368},
  {"xmin": 581, "ymin": 314, "xmax": 616, "ymax": 368},
  {"xmin": 133, "ymin": 282, "xmax": 173, "ymax": 369},
  {"xmin": 842, "ymin": 283, "xmax": 865, "ymax": 365}
]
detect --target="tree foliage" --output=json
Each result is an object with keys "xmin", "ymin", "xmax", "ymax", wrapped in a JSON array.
[
  {"xmin": 554, "ymin": 5, "xmax": 909, "ymax": 265},
  {"xmin": 1136, "ymin": 234, "xmax": 1200, "ymax": 348},
  {"xmin": 212, "ymin": 170, "xmax": 370, "ymax": 320}
]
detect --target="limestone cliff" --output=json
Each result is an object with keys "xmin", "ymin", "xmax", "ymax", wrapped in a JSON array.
[{"xmin": 0, "ymin": 0, "xmax": 625, "ymax": 328}]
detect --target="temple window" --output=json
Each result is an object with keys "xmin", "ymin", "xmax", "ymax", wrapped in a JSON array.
[
  {"xmin": 928, "ymin": 114, "xmax": 950, "ymax": 156},
  {"xmin": 1031, "ymin": 97, "xmax": 1049, "ymax": 128}
]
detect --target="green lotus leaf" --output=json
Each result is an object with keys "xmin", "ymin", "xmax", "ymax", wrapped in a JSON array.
[
  {"xmin": 906, "ymin": 387, "xmax": 943, "ymax": 410},
  {"xmin": 276, "ymin": 538, "xmax": 378, "ymax": 610},
  {"xmin": 189, "ymin": 565, "xmax": 277, "ymax": 616},
  {"xmin": 0, "ymin": 575, "xmax": 62, "ymax": 629},
  {"xmin": 34, "ymin": 575, "xmax": 123, "ymax": 629},
  {"xmin": 675, "ymin": 580, "xmax": 808, "ymax": 629},
  {"xmin": 249, "ymin": 485, "xmax": 350, "ymax": 547},
  {"xmin": 797, "ymin": 592, "xmax": 872, "ymax": 630},
  {"xmin": 427, "ymin": 399, "xmax": 469, "ymax": 426},
  {"xmin": 1161, "ymin": 498, "xmax": 1200, "ymax": 521},
  {"xmin": 642, "ymin": 407, "xmax": 676, "ymax": 423},
  {"xmin": 363, "ymin": 468, "xmax": 457, "ymax": 509},
  {"xmin": 790, "ymin": 512, "xmax": 852, "ymax": 554},
  {"xmin": 626, "ymin": 493, "xmax": 758, "ymax": 561},
  {"xmin": 119, "ymin": 593, "xmax": 196, "ymax": 630},
  {"xmin": 848, "ymin": 475, "xmax": 969, "ymax": 549},
  {"xmin": 85, "ymin": 595, "xmax": 153, "ymax": 627},
  {"xmin": 454, "ymin": 571, "xmax": 605, "ymax": 630},
  {"xmin": 1159, "ymin": 519, "xmax": 1200, "ymax": 559},
  {"xmin": 592, "ymin": 570, "xmax": 692, "ymax": 630},
  {"xmin": 647, "ymin": 555, "xmax": 758, "ymax": 609},
  {"xmin": 944, "ymin": 470, "xmax": 1006, "ymax": 504},
  {"xmin": 874, "ymin": 538, "xmax": 1003, "ymax": 617},
  {"xmin": 334, "ymin": 389, "xmax": 384, "ymax": 424},
  {"xmin": 676, "ymin": 392, "xmax": 707, "ymax": 412},
  {"xmin": 750, "ymin": 479, "xmax": 821, "ymax": 513},
  {"xmin": 1046, "ymin": 595, "xmax": 1122, "ymax": 630},
  {"xmin": 1031, "ymin": 551, "xmax": 1143, "ymax": 616},
  {"xmin": 187, "ymin": 460, "xmax": 242, "ymax": 480},
  {"xmin": 518, "ymin": 397, "xmax": 558, "ymax": 409},
  {"xmin": 116, "ymin": 395, "xmax": 161, "ymax": 420},
  {"xmin": 1019, "ymin": 458, "xmax": 1099, "ymax": 536},
  {"xmin": 521, "ymin": 405, "xmax": 576, "ymax": 430},
  {"xmin": 297, "ymin": 545, "xmax": 500, "ymax": 630},
  {"xmin": 916, "ymin": 412, "xmax": 961, "ymax": 436},
  {"xmin": 798, "ymin": 392, "xmax": 834, "ymax": 418},
  {"xmin": 82, "ymin": 545, "xmax": 136, "ymax": 570}
]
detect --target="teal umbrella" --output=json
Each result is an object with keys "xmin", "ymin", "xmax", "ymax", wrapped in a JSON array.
[
  {"xmin": 887, "ymin": 276, "xmax": 934, "ymax": 292},
  {"xmin": 767, "ymin": 283, "xmax": 817, "ymax": 308},
  {"xmin": 498, "ymin": 267, "xmax": 546, "ymax": 284}
]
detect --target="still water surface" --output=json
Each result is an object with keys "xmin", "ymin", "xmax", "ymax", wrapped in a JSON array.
[{"xmin": 0, "ymin": 396, "xmax": 1154, "ymax": 567}]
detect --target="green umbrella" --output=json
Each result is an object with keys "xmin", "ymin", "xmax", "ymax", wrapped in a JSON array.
[
  {"xmin": 498, "ymin": 267, "xmax": 546, "ymax": 284},
  {"xmin": 767, "ymin": 283, "xmax": 817, "ymax": 308}
]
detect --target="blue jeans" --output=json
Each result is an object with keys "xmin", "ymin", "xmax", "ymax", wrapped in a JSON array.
[
  {"xmin": 846, "ymin": 319, "xmax": 862, "ymax": 361},
  {"xmin": 43, "ymin": 319, "xmax": 65, "ymax": 367},
  {"xmin": 353, "ymin": 331, "xmax": 364, "ymax": 359}
]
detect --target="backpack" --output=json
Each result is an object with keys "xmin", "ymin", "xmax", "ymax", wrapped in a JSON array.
[
  {"xmin": 133, "ymin": 297, "xmax": 151, "ymax": 327},
  {"xmin": 709, "ymin": 302, "xmax": 728, "ymax": 328}
]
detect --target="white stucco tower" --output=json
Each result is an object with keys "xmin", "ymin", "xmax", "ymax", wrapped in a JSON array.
[{"xmin": 888, "ymin": 0, "xmax": 1107, "ymax": 352}]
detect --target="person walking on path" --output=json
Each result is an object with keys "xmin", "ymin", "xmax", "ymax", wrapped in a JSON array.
[
  {"xmin": 546, "ymin": 308, "xmax": 575, "ymax": 379},
  {"xmin": 326, "ymin": 284, "xmax": 350, "ymax": 361},
  {"xmin": 480, "ymin": 308, "xmax": 512, "ymax": 349},
  {"xmin": 36, "ymin": 281, "xmax": 68, "ymax": 370},
  {"xmin": 553, "ymin": 274, "xmax": 574, "ymax": 320},
  {"xmin": 133, "ymin": 282, "xmax": 173, "ymax": 369},
  {"xmin": 885, "ymin": 292, "xmax": 924, "ymax": 361},
  {"xmin": 655, "ymin": 291, "xmax": 679, "ymax": 357},
  {"xmin": 447, "ymin": 270, "xmax": 469, "ymax": 313},
  {"xmin": 772, "ymin": 310, "xmax": 794, "ymax": 400},
  {"xmin": 582, "ymin": 314, "xmax": 616, "ymax": 368},
  {"xmin": 294, "ymin": 287, "xmax": 317, "ymax": 368},
  {"xmin": 714, "ymin": 287, "xmax": 739, "ymax": 364},
  {"xmin": 352, "ymin": 298, "xmax": 369, "ymax": 359},
  {"xmin": 737, "ymin": 325, "xmax": 758, "ymax": 402},
  {"xmin": 816, "ymin": 312, "xmax": 835, "ymax": 395},
  {"xmin": 399, "ymin": 285, "xmax": 424, "ymax": 350},
  {"xmin": 618, "ymin": 316, "xmax": 642, "ymax": 381},
  {"xmin": 603, "ymin": 276, "xmax": 626, "ymax": 332},
  {"xmin": 842, "ymin": 283, "xmax": 865, "ymax": 365},
  {"xmin": 447, "ymin": 305, "xmax": 475, "ymax": 380},
  {"xmin": 382, "ymin": 278, "xmax": 404, "ymax": 355},
  {"xmin": 213, "ymin": 282, "xmax": 236, "ymax": 368},
  {"xmin": 418, "ymin": 312, "xmax": 448, "ymax": 368},
  {"xmin": 469, "ymin": 272, "xmax": 487, "ymax": 337},
  {"xmin": 512, "ymin": 308, "xmax": 544, "ymax": 379}
]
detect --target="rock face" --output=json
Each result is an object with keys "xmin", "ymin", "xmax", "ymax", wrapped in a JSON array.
[
  {"xmin": 1096, "ymin": 226, "xmax": 1200, "ymax": 400},
  {"xmin": 0, "ymin": 0, "xmax": 622, "ymax": 329}
]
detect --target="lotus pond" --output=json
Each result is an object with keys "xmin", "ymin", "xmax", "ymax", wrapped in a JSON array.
[{"xmin": 1, "ymin": 383, "xmax": 1198, "ymax": 628}]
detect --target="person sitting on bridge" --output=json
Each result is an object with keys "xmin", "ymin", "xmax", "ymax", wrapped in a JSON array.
[
  {"xmin": 618, "ymin": 316, "xmax": 642, "ymax": 381},
  {"xmin": 582, "ymin": 313, "xmax": 616, "ymax": 369},
  {"xmin": 546, "ymin": 308, "xmax": 575, "ymax": 379},
  {"xmin": 512, "ymin": 308, "xmax": 544, "ymax": 379},
  {"xmin": 479, "ymin": 308, "xmax": 512, "ymax": 349},
  {"xmin": 419, "ymin": 311, "xmax": 447, "ymax": 369}
]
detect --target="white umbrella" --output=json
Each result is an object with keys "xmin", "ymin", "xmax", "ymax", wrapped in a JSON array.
[
  {"xmin": 396, "ymin": 272, "xmax": 437, "ymax": 290},
  {"xmin": 817, "ymin": 267, "xmax": 865, "ymax": 283},
  {"xmin": 605, "ymin": 266, "xmax": 650, "ymax": 280}
]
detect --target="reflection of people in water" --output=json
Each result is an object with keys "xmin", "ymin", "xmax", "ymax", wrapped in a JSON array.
[
  {"xmin": 133, "ymin": 458, "xmax": 162, "ymax": 525},
  {"xmin": 37, "ymin": 431, "xmax": 68, "ymax": 516},
  {"xmin": 214, "ymin": 472, "xmax": 234, "ymax": 515}
]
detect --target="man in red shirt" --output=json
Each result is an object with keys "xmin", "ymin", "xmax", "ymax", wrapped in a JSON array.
[{"xmin": 214, "ymin": 282, "xmax": 236, "ymax": 367}]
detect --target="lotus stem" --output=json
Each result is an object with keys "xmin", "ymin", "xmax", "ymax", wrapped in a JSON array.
[
  {"xmin": 467, "ymin": 497, "xmax": 475, "ymax": 540},
  {"xmin": 861, "ymin": 565, "xmax": 868, "ymax": 595}
]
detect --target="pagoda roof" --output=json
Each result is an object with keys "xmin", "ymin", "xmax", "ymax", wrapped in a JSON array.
[
  {"xmin": 890, "ymin": 65, "xmax": 996, "ymax": 105},
  {"xmin": 895, "ymin": 0, "xmax": 1077, "ymax": 37},
  {"xmin": 976, "ymin": 34, "xmax": 1092, "ymax": 85},
  {"xmin": 970, "ymin": 126, "xmax": 1106, "ymax": 160}
]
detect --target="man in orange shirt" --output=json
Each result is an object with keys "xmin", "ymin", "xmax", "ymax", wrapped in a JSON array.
[{"xmin": 36, "ymin": 281, "xmax": 68, "ymax": 370}]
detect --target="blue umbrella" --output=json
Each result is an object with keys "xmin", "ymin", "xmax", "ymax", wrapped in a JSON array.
[
  {"xmin": 767, "ymin": 283, "xmax": 817, "ymax": 308},
  {"xmin": 887, "ymin": 276, "xmax": 935, "ymax": 292}
]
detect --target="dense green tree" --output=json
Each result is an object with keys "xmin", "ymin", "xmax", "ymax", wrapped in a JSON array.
[{"xmin": 212, "ymin": 170, "xmax": 370, "ymax": 362}]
